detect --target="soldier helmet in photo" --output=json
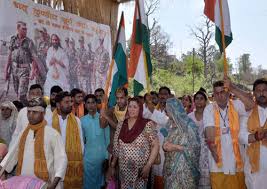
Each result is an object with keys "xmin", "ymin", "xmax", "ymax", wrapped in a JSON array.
[{"xmin": 78, "ymin": 36, "xmax": 85, "ymax": 42}]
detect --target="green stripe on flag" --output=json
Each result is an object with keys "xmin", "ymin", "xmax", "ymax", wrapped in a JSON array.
[
  {"xmin": 109, "ymin": 43, "xmax": 127, "ymax": 107},
  {"xmin": 134, "ymin": 79, "xmax": 144, "ymax": 96},
  {"xmin": 215, "ymin": 26, "xmax": 233, "ymax": 53}
]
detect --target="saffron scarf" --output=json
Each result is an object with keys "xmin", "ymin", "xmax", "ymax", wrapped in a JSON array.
[
  {"xmin": 114, "ymin": 104, "xmax": 127, "ymax": 122},
  {"xmin": 72, "ymin": 103, "xmax": 84, "ymax": 118},
  {"xmin": 52, "ymin": 109, "xmax": 83, "ymax": 189},
  {"xmin": 213, "ymin": 100, "xmax": 243, "ymax": 170},
  {"xmin": 247, "ymin": 105, "xmax": 267, "ymax": 173},
  {"xmin": 16, "ymin": 120, "xmax": 49, "ymax": 182}
]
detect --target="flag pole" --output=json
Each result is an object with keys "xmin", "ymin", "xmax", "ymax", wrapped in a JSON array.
[
  {"xmin": 103, "ymin": 12, "xmax": 124, "ymax": 109},
  {"xmin": 136, "ymin": 0, "xmax": 150, "ymax": 93},
  {"xmin": 218, "ymin": 0, "xmax": 228, "ymax": 77}
]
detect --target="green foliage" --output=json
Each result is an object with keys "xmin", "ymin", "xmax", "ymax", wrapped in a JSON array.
[
  {"xmin": 182, "ymin": 54, "xmax": 204, "ymax": 76},
  {"xmin": 152, "ymin": 68, "xmax": 206, "ymax": 97}
]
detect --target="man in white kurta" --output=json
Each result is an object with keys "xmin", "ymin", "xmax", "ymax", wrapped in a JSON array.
[
  {"xmin": 46, "ymin": 112, "xmax": 84, "ymax": 153},
  {"xmin": 239, "ymin": 78, "xmax": 267, "ymax": 189},
  {"xmin": 203, "ymin": 81, "xmax": 247, "ymax": 189},
  {"xmin": 0, "ymin": 98, "xmax": 68, "ymax": 189},
  {"xmin": 44, "ymin": 34, "xmax": 70, "ymax": 96},
  {"xmin": 204, "ymin": 99, "xmax": 247, "ymax": 173},
  {"xmin": 45, "ymin": 91, "xmax": 84, "ymax": 153},
  {"xmin": 10, "ymin": 84, "xmax": 43, "ymax": 148}
]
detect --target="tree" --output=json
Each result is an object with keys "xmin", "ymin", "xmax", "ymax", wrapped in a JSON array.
[
  {"xmin": 181, "ymin": 51, "xmax": 204, "ymax": 77},
  {"xmin": 150, "ymin": 24, "xmax": 172, "ymax": 68},
  {"xmin": 145, "ymin": 0, "xmax": 160, "ymax": 31},
  {"xmin": 237, "ymin": 53, "xmax": 254, "ymax": 83},
  {"xmin": 191, "ymin": 17, "xmax": 215, "ymax": 77},
  {"xmin": 238, "ymin": 54, "xmax": 252, "ymax": 74}
]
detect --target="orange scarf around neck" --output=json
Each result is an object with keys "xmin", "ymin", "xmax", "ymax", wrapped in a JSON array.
[
  {"xmin": 52, "ymin": 109, "xmax": 83, "ymax": 189},
  {"xmin": 114, "ymin": 104, "xmax": 127, "ymax": 122},
  {"xmin": 247, "ymin": 105, "xmax": 267, "ymax": 173},
  {"xmin": 16, "ymin": 120, "xmax": 49, "ymax": 182},
  {"xmin": 213, "ymin": 100, "xmax": 243, "ymax": 171},
  {"xmin": 72, "ymin": 103, "xmax": 84, "ymax": 118}
]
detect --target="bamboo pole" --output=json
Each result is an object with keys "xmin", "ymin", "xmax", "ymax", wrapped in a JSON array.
[{"xmin": 218, "ymin": 0, "xmax": 228, "ymax": 77}]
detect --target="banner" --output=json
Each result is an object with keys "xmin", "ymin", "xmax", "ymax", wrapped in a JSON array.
[{"xmin": 0, "ymin": 0, "xmax": 112, "ymax": 103}]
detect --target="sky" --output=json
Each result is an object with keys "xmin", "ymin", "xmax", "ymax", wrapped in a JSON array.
[{"xmin": 119, "ymin": 0, "xmax": 267, "ymax": 70}]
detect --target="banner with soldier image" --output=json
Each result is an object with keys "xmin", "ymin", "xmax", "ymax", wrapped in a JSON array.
[{"xmin": 0, "ymin": 0, "xmax": 112, "ymax": 104}]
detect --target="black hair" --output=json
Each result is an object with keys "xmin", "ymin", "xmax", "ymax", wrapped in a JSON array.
[
  {"xmin": 55, "ymin": 91, "xmax": 71, "ymax": 103},
  {"xmin": 70, "ymin": 88, "xmax": 83, "ymax": 97},
  {"xmin": 159, "ymin": 86, "xmax": 171, "ymax": 95},
  {"xmin": 150, "ymin": 91, "xmax": 158, "ymax": 97},
  {"xmin": 213, "ymin": 80, "xmax": 224, "ymax": 89},
  {"xmin": 253, "ymin": 78, "xmax": 267, "ymax": 91},
  {"xmin": 12, "ymin": 100, "xmax": 24, "ymax": 111},
  {"xmin": 199, "ymin": 87, "xmax": 207, "ymax": 94},
  {"xmin": 94, "ymin": 88, "xmax": 105, "ymax": 94},
  {"xmin": 182, "ymin": 95, "xmax": 193, "ymax": 104},
  {"xmin": 29, "ymin": 84, "xmax": 43, "ymax": 93},
  {"xmin": 194, "ymin": 91, "xmax": 208, "ymax": 101},
  {"xmin": 116, "ymin": 87, "xmax": 128, "ymax": 96},
  {"xmin": 50, "ymin": 85, "xmax": 63, "ymax": 95},
  {"xmin": 84, "ymin": 94, "xmax": 97, "ymax": 103}
]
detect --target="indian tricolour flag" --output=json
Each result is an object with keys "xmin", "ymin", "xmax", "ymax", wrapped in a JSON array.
[
  {"xmin": 204, "ymin": 0, "xmax": 233, "ymax": 53},
  {"xmin": 129, "ymin": 0, "xmax": 152, "ymax": 96},
  {"xmin": 106, "ymin": 12, "xmax": 128, "ymax": 107}
]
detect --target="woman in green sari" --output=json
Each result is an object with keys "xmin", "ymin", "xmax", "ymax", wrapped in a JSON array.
[{"xmin": 163, "ymin": 98, "xmax": 200, "ymax": 189}]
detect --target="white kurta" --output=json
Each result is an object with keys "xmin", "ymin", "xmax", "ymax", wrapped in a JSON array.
[
  {"xmin": 203, "ymin": 99, "xmax": 247, "ymax": 174},
  {"xmin": 46, "ymin": 114, "xmax": 84, "ymax": 153},
  {"xmin": 44, "ymin": 47, "xmax": 70, "ymax": 96},
  {"xmin": 0, "ymin": 126, "xmax": 68, "ymax": 189},
  {"xmin": 10, "ymin": 106, "xmax": 56, "ymax": 149},
  {"xmin": 239, "ymin": 105, "xmax": 267, "ymax": 189},
  {"xmin": 143, "ymin": 104, "xmax": 168, "ymax": 176},
  {"xmin": 9, "ymin": 107, "xmax": 28, "ymax": 148}
]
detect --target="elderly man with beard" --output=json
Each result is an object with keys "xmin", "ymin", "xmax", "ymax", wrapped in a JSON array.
[
  {"xmin": 238, "ymin": 78, "xmax": 267, "ymax": 189},
  {"xmin": 44, "ymin": 34, "xmax": 70, "ymax": 96},
  {"xmin": 0, "ymin": 97, "xmax": 67, "ymax": 189},
  {"xmin": 46, "ymin": 91, "xmax": 84, "ymax": 189},
  {"xmin": 0, "ymin": 101, "xmax": 18, "ymax": 146}
]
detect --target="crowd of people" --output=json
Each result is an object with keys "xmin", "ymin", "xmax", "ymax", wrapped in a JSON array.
[{"xmin": 0, "ymin": 77, "xmax": 267, "ymax": 189}]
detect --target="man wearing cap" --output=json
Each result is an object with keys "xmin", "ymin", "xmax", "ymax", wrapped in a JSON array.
[
  {"xmin": 44, "ymin": 34, "xmax": 70, "ymax": 96},
  {"xmin": 94, "ymin": 37, "xmax": 110, "ymax": 88},
  {"xmin": 77, "ymin": 36, "xmax": 90, "ymax": 93},
  {"xmin": 0, "ymin": 97, "xmax": 68, "ymax": 189},
  {"xmin": 36, "ymin": 27, "xmax": 50, "ymax": 86},
  {"xmin": 5, "ymin": 21, "xmax": 38, "ymax": 105},
  {"xmin": 10, "ymin": 84, "xmax": 43, "ymax": 147}
]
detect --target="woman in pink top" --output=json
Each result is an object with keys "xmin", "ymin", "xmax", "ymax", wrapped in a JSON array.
[{"xmin": 188, "ymin": 90, "xmax": 211, "ymax": 189}]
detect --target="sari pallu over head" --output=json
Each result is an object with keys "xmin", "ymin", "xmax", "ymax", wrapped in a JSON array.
[{"xmin": 164, "ymin": 98, "xmax": 200, "ymax": 184}]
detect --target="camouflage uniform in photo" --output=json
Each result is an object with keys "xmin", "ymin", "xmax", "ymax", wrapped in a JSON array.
[
  {"xmin": 87, "ymin": 44, "xmax": 95, "ymax": 93},
  {"xmin": 94, "ymin": 46, "xmax": 110, "ymax": 89},
  {"xmin": 9, "ymin": 35, "xmax": 36, "ymax": 104},
  {"xmin": 77, "ymin": 47, "xmax": 90, "ymax": 93},
  {"xmin": 67, "ymin": 47, "xmax": 79, "ymax": 89},
  {"xmin": 36, "ymin": 40, "xmax": 49, "ymax": 86}
]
